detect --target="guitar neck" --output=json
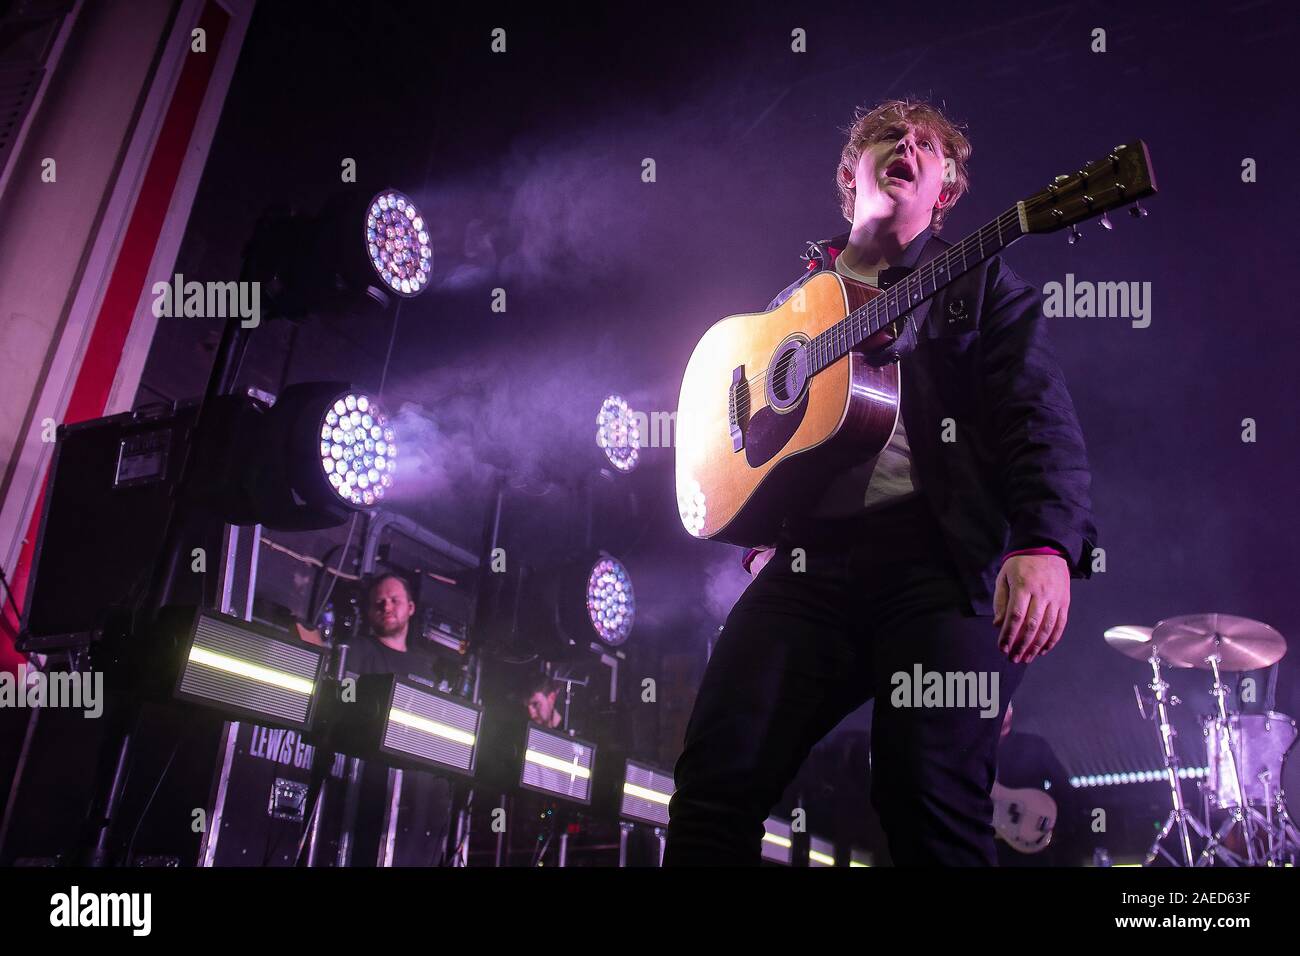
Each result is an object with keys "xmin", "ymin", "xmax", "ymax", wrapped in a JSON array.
[{"xmin": 808, "ymin": 205, "xmax": 1026, "ymax": 373}]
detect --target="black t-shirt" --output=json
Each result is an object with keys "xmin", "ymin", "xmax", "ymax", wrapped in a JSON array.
[
  {"xmin": 341, "ymin": 633, "xmax": 441, "ymax": 687},
  {"xmin": 341, "ymin": 632, "xmax": 453, "ymax": 866}
]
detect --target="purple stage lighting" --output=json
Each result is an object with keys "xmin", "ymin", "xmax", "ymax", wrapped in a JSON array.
[
  {"xmin": 366, "ymin": 190, "xmax": 431, "ymax": 297},
  {"xmin": 596, "ymin": 394, "xmax": 641, "ymax": 473}
]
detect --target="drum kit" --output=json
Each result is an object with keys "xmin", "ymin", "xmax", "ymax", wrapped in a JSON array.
[{"xmin": 1104, "ymin": 613, "xmax": 1299, "ymax": 866}]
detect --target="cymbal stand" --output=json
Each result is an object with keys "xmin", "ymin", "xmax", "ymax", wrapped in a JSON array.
[
  {"xmin": 1141, "ymin": 650, "xmax": 1211, "ymax": 866},
  {"xmin": 1196, "ymin": 653, "xmax": 1259, "ymax": 865}
]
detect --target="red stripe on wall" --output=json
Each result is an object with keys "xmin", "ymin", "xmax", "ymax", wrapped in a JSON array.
[{"xmin": 0, "ymin": 2, "xmax": 232, "ymax": 672}]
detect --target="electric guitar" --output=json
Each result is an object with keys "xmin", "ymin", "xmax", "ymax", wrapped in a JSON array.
[
  {"xmin": 991, "ymin": 781, "xmax": 1058, "ymax": 854},
  {"xmin": 674, "ymin": 142, "xmax": 1156, "ymax": 546}
]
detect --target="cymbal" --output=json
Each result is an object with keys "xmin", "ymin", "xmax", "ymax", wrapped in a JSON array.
[
  {"xmin": 1103, "ymin": 625, "xmax": 1155, "ymax": 661},
  {"xmin": 1151, "ymin": 614, "xmax": 1287, "ymax": 671}
]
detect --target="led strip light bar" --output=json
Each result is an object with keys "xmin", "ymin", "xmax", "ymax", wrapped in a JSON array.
[
  {"xmin": 520, "ymin": 725, "xmax": 597, "ymax": 805},
  {"xmin": 1070, "ymin": 767, "xmax": 1210, "ymax": 788},
  {"xmin": 378, "ymin": 679, "xmax": 481, "ymax": 774},
  {"xmin": 761, "ymin": 817, "xmax": 793, "ymax": 865},
  {"xmin": 808, "ymin": 836, "xmax": 836, "ymax": 868},
  {"xmin": 621, "ymin": 760, "xmax": 674, "ymax": 827},
  {"xmin": 176, "ymin": 610, "xmax": 323, "ymax": 729}
]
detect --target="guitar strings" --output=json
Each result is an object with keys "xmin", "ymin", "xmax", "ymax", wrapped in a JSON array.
[
  {"xmin": 741, "ymin": 206, "xmax": 1021, "ymax": 393},
  {"xmin": 732, "ymin": 176, "xmax": 1106, "ymax": 418},
  {"xmin": 736, "ymin": 205, "xmax": 1024, "ymax": 401},
  {"xmin": 728, "ymin": 164, "xmax": 1134, "ymax": 422}
]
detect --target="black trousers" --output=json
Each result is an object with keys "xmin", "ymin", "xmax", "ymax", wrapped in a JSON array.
[{"xmin": 664, "ymin": 495, "xmax": 1025, "ymax": 866}]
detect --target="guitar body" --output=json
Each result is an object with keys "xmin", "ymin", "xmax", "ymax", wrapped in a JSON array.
[
  {"xmin": 675, "ymin": 270, "xmax": 902, "ymax": 547},
  {"xmin": 991, "ymin": 781, "xmax": 1058, "ymax": 854}
]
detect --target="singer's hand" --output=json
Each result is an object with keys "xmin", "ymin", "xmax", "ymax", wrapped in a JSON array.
[{"xmin": 992, "ymin": 554, "xmax": 1070, "ymax": 663}]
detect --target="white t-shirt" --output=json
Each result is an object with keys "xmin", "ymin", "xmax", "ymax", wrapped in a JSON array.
[{"xmin": 808, "ymin": 252, "xmax": 919, "ymax": 517}]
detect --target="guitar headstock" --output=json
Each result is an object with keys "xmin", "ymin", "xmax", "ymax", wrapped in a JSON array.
[{"xmin": 1020, "ymin": 140, "xmax": 1157, "ymax": 234}]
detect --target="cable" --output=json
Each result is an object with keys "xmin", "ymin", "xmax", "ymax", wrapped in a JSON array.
[
  {"xmin": 310, "ymin": 513, "xmax": 360, "ymax": 629},
  {"xmin": 377, "ymin": 300, "xmax": 403, "ymax": 400},
  {"xmin": 444, "ymin": 787, "xmax": 474, "ymax": 866},
  {"xmin": 306, "ymin": 542, "xmax": 347, "ymax": 631},
  {"xmin": 259, "ymin": 536, "xmax": 363, "ymax": 580},
  {"xmin": 123, "ymin": 738, "xmax": 181, "ymax": 866}
]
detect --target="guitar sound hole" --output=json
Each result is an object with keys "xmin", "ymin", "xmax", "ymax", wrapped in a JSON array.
[{"xmin": 765, "ymin": 339, "xmax": 809, "ymax": 413}]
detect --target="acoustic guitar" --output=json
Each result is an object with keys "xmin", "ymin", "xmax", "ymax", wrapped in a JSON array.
[{"xmin": 674, "ymin": 142, "xmax": 1156, "ymax": 546}]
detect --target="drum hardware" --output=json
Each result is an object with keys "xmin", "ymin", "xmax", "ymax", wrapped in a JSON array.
[
  {"xmin": 1103, "ymin": 624, "xmax": 1155, "ymax": 662},
  {"xmin": 1104, "ymin": 626, "xmax": 1203, "ymax": 865},
  {"xmin": 1154, "ymin": 616, "xmax": 1294, "ymax": 868},
  {"xmin": 1200, "ymin": 653, "xmax": 1259, "ymax": 863},
  {"xmin": 1196, "ymin": 711, "xmax": 1300, "ymax": 865},
  {"xmin": 1106, "ymin": 616, "xmax": 1297, "ymax": 867},
  {"xmin": 1120, "ymin": 637, "xmax": 1210, "ymax": 867},
  {"xmin": 1150, "ymin": 613, "xmax": 1286, "ymax": 672}
]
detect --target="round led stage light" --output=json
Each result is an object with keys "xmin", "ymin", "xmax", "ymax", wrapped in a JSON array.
[
  {"xmin": 317, "ymin": 390, "xmax": 397, "ymax": 508},
  {"xmin": 366, "ymin": 190, "xmax": 431, "ymax": 297},
  {"xmin": 585, "ymin": 555, "xmax": 635, "ymax": 647},
  {"xmin": 596, "ymin": 394, "xmax": 640, "ymax": 473}
]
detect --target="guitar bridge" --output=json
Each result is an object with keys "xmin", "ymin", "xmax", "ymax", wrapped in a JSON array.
[{"xmin": 728, "ymin": 365, "xmax": 749, "ymax": 452}]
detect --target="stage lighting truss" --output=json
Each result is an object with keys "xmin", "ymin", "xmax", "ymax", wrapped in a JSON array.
[
  {"xmin": 596, "ymin": 394, "xmax": 641, "ymax": 473},
  {"xmin": 585, "ymin": 554, "xmax": 634, "ymax": 647},
  {"xmin": 318, "ymin": 390, "xmax": 397, "ymax": 508},
  {"xmin": 366, "ymin": 190, "xmax": 431, "ymax": 297}
]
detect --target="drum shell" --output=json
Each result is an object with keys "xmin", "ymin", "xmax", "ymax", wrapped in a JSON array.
[{"xmin": 1203, "ymin": 712, "xmax": 1297, "ymax": 808}]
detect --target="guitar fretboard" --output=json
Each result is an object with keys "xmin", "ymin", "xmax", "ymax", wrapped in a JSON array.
[{"xmin": 808, "ymin": 205, "xmax": 1025, "ymax": 372}]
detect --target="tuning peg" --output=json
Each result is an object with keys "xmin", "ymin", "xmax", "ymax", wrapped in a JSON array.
[
  {"xmin": 1067, "ymin": 224, "xmax": 1083, "ymax": 245},
  {"xmin": 1129, "ymin": 201, "xmax": 1149, "ymax": 218},
  {"xmin": 1100, "ymin": 211, "xmax": 1113, "ymax": 230}
]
